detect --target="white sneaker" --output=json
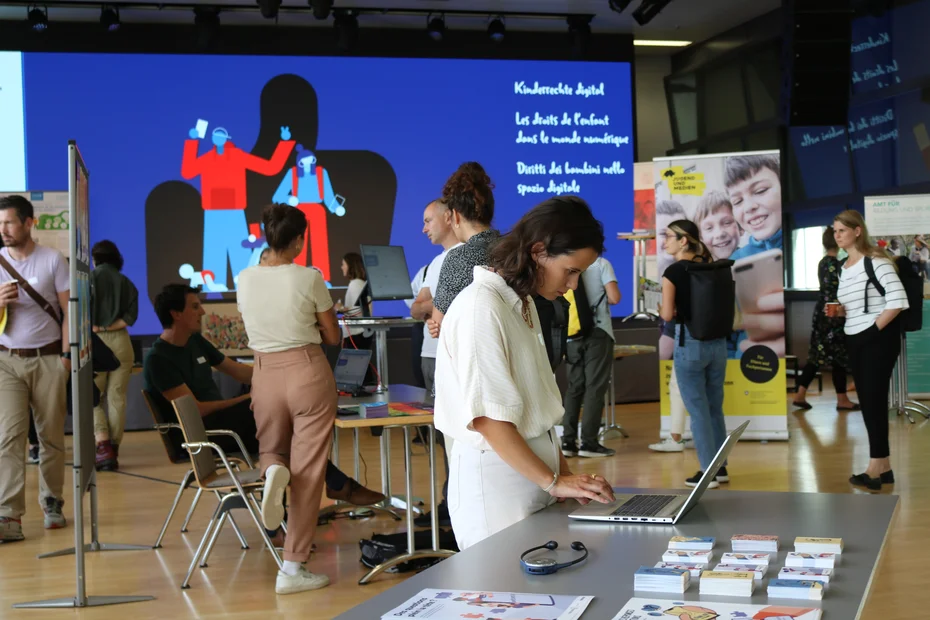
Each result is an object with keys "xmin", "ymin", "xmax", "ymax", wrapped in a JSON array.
[
  {"xmin": 648, "ymin": 437, "xmax": 686, "ymax": 452},
  {"xmin": 275, "ymin": 567, "xmax": 330, "ymax": 595},
  {"xmin": 261, "ymin": 465, "xmax": 290, "ymax": 530}
]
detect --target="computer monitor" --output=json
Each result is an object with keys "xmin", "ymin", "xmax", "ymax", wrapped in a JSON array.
[{"xmin": 359, "ymin": 244, "xmax": 415, "ymax": 302}]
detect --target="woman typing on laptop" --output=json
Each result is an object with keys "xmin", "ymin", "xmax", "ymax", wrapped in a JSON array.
[{"xmin": 434, "ymin": 197, "xmax": 615, "ymax": 551}]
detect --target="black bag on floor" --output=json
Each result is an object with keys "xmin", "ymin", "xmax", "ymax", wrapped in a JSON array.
[{"xmin": 359, "ymin": 528, "xmax": 459, "ymax": 573}]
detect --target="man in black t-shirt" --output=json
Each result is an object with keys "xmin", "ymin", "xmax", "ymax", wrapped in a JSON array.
[{"xmin": 143, "ymin": 284, "xmax": 383, "ymax": 507}]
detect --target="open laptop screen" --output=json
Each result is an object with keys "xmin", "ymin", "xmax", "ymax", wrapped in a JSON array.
[{"xmin": 334, "ymin": 349, "xmax": 371, "ymax": 389}]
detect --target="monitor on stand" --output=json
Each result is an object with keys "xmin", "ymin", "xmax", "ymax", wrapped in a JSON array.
[{"xmin": 359, "ymin": 245, "xmax": 415, "ymax": 305}]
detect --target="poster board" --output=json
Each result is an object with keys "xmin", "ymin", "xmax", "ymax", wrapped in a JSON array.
[
  {"xmin": 864, "ymin": 194, "xmax": 930, "ymax": 396},
  {"xmin": 653, "ymin": 150, "xmax": 787, "ymax": 440},
  {"xmin": 0, "ymin": 191, "xmax": 69, "ymax": 257},
  {"xmin": 201, "ymin": 301, "xmax": 252, "ymax": 357}
]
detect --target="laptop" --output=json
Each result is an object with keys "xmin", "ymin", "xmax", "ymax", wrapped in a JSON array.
[
  {"xmin": 569, "ymin": 420, "xmax": 749, "ymax": 524},
  {"xmin": 333, "ymin": 348, "xmax": 372, "ymax": 396}
]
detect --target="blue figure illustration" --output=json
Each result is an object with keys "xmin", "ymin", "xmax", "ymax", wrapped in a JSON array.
[
  {"xmin": 182, "ymin": 121, "xmax": 295, "ymax": 290},
  {"xmin": 179, "ymin": 263, "xmax": 229, "ymax": 293},
  {"xmin": 271, "ymin": 144, "xmax": 345, "ymax": 281}
]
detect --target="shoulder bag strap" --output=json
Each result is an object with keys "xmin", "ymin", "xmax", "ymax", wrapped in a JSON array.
[
  {"xmin": 0, "ymin": 253, "xmax": 62, "ymax": 325},
  {"xmin": 863, "ymin": 257, "xmax": 885, "ymax": 314}
]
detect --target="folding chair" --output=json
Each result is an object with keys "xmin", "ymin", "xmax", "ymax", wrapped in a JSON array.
[
  {"xmin": 142, "ymin": 390, "xmax": 250, "ymax": 550},
  {"xmin": 172, "ymin": 394, "xmax": 283, "ymax": 589}
]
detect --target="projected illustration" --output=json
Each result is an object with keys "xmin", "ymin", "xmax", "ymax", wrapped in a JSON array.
[{"xmin": 143, "ymin": 73, "xmax": 397, "ymax": 299}]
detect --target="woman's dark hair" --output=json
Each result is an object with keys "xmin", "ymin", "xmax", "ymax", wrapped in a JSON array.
[
  {"xmin": 668, "ymin": 219, "xmax": 713, "ymax": 261},
  {"xmin": 442, "ymin": 162, "xmax": 495, "ymax": 226},
  {"xmin": 262, "ymin": 204, "xmax": 307, "ymax": 251},
  {"xmin": 343, "ymin": 252, "xmax": 367, "ymax": 280},
  {"xmin": 489, "ymin": 196, "xmax": 605, "ymax": 300},
  {"xmin": 822, "ymin": 226, "xmax": 838, "ymax": 252},
  {"xmin": 91, "ymin": 240, "xmax": 124, "ymax": 271}
]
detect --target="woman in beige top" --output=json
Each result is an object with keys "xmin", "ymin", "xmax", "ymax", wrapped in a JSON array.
[{"xmin": 237, "ymin": 204, "xmax": 341, "ymax": 595}]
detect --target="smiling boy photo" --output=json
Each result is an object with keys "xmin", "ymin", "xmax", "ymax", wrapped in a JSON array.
[{"xmin": 725, "ymin": 154, "xmax": 782, "ymax": 260}]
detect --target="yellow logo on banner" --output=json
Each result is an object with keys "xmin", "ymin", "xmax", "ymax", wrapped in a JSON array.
[{"xmin": 660, "ymin": 166, "xmax": 707, "ymax": 196}]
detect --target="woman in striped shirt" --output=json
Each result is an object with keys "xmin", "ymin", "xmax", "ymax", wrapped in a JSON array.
[{"xmin": 833, "ymin": 210, "xmax": 909, "ymax": 491}]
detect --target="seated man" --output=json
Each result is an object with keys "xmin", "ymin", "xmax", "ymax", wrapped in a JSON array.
[{"xmin": 143, "ymin": 283, "xmax": 382, "ymax": 507}]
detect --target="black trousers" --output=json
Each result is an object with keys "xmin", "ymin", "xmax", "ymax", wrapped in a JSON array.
[
  {"xmin": 798, "ymin": 363, "xmax": 848, "ymax": 394},
  {"xmin": 847, "ymin": 322, "xmax": 900, "ymax": 459},
  {"xmin": 195, "ymin": 399, "xmax": 349, "ymax": 490},
  {"xmin": 561, "ymin": 329, "xmax": 613, "ymax": 447}
]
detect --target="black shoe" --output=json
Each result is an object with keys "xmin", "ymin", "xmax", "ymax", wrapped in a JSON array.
[
  {"xmin": 849, "ymin": 473, "xmax": 882, "ymax": 491},
  {"xmin": 414, "ymin": 501, "xmax": 451, "ymax": 527},
  {"xmin": 561, "ymin": 439, "xmax": 578, "ymax": 457},
  {"xmin": 578, "ymin": 443, "xmax": 616, "ymax": 458},
  {"xmin": 716, "ymin": 467, "xmax": 730, "ymax": 483},
  {"xmin": 685, "ymin": 471, "xmax": 719, "ymax": 489},
  {"xmin": 881, "ymin": 470, "xmax": 895, "ymax": 484}
]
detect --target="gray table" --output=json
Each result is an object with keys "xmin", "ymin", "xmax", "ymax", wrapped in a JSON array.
[{"xmin": 336, "ymin": 489, "xmax": 898, "ymax": 619}]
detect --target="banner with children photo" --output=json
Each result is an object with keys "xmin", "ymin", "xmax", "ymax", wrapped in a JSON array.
[{"xmin": 653, "ymin": 150, "xmax": 788, "ymax": 441}]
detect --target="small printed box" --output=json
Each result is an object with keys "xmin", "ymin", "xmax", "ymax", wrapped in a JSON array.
[
  {"xmin": 654, "ymin": 562, "xmax": 704, "ymax": 578},
  {"xmin": 778, "ymin": 567, "xmax": 833, "ymax": 585},
  {"xmin": 713, "ymin": 563, "xmax": 766, "ymax": 580},
  {"xmin": 794, "ymin": 537, "xmax": 843, "ymax": 554},
  {"xmin": 720, "ymin": 552, "xmax": 772, "ymax": 565},
  {"xmin": 768, "ymin": 579, "xmax": 825, "ymax": 600},
  {"xmin": 668, "ymin": 536, "xmax": 715, "ymax": 551},
  {"xmin": 662, "ymin": 550, "xmax": 713, "ymax": 564},
  {"xmin": 786, "ymin": 552, "xmax": 838, "ymax": 569}
]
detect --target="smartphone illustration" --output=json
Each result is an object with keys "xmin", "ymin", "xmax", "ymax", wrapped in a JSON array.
[
  {"xmin": 195, "ymin": 119, "xmax": 208, "ymax": 139},
  {"xmin": 732, "ymin": 249, "xmax": 784, "ymax": 315}
]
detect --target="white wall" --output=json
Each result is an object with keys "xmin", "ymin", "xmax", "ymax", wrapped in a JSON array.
[{"xmin": 634, "ymin": 52, "xmax": 675, "ymax": 162}]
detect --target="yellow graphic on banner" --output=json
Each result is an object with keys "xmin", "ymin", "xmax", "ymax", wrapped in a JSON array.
[
  {"xmin": 660, "ymin": 360, "xmax": 787, "ymax": 418},
  {"xmin": 661, "ymin": 166, "xmax": 707, "ymax": 196}
]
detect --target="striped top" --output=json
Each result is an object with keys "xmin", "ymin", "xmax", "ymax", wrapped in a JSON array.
[
  {"xmin": 837, "ymin": 256, "xmax": 909, "ymax": 335},
  {"xmin": 434, "ymin": 266, "xmax": 564, "ymax": 450}
]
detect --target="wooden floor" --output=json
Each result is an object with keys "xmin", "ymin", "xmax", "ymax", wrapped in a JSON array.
[{"xmin": 2, "ymin": 390, "xmax": 929, "ymax": 619}]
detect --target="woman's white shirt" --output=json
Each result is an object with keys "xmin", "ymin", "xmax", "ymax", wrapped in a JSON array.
[
  {"xmin": 237, "ymin": 264, "xmax": 333, "ymax": 352},
  {"xmin": 434, "ymin": 267, "xmax": 564, "ymax": 451},
  {"xmin": 837, "ymin": 256, "xmax": 909, "ymax": 335}
]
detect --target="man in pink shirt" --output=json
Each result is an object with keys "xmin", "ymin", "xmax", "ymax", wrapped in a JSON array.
[{"xmin": 0, "ymin": 195, "xmax": 71, "ymax": 541}]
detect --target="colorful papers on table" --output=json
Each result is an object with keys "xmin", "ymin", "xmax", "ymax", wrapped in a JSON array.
[{"xmin": 611, "ymin": 598, "xmax": 822, "ymax": 620}]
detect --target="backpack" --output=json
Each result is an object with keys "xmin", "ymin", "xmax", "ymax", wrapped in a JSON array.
[
  {"xmin": 679, "ymin": 259, "xmax": 736, "ymax": 344},
  {"xmin": 359, "ymin": 528, "xmax": 459, "ymax": 573},
  {"xmin": 863, "ymin": 256, "xmax": 924, "ymax": 333},
  {"xmin": 565, "ymin": 276, "xmax": 606, "ymax": 339},
  {"xmin": 534, "ymin": 295, "xmax": 570, "ymax": 372}
]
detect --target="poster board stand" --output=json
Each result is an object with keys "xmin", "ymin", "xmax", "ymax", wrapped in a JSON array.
[
  {"xmin": 14, "ymin": 142, "xmax": 153, "ymax": 610},
  {"xmin": 892, "ymin": 332, "xmax": 930, "ymax": 423},
  {"xmin": 618, "ymin": 231, "xmax": 657, "ymax": 322}
]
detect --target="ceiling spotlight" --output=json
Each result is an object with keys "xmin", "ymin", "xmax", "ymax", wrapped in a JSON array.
[
  {"xmin": 309, "ymin": 0, "xmax": 333, "ymax": 21},
  {"xmin": 100, "ymin": 5, "xmax": 120, "ymax": 31},
  {"xmin": 427, "ymin": 15, "xmax": 445, "ymax": 41},
  {"xmin": 257, "ymin": 0, "xmax": 281, "ymax": 19},
  {"xmin": 27, "ymin": 5, "xmax": 48, "ymax": 31},
  {"xmin": 488, "ymin": 17, "xmax": 505, "ymax": 43},
  {"xmin": 608, "ymin": 0, "xmax": 634, "ymax": 12},
  {"xmin": 333, "ymin": 10, "xmax": 358, "ymax": 51},
  {"xmin": 632, "ymin": 0, "xmax": 674, "ymax": 26},
  {"xmin": 194, "ymin": 6, "xmax": 220, "ymax": 48}
]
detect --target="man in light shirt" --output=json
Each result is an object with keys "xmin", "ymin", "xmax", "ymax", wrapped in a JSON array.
[
  {"xmin": 561, "ymin": 256, "xmax": 621, "ymax": 458},
  {"xmin": 409, "ymin": 199, "xmax": 461, "ymax": 526}
]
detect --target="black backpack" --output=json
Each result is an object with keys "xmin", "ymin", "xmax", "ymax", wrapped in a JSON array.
[
  {"xmin": 567, "ymin": 276, "xmax": 606, "ymax": 340},
  {"xmin": 534, "ymin": 295, "xmax": 570, "ymax": 372},
  {"xmin": 864, "ymin": 255, "xmax": 924, "ymax": 333},
  {"xmin": 680, "ymin": 259, "xmax": 736, "ymax": 344}
]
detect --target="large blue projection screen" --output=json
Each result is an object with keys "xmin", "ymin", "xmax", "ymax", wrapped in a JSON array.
[{"xmin": 19, "ymin": 53, "xmax": 634, "ymax": 333}]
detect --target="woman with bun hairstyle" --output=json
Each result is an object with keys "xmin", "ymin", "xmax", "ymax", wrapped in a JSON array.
[
  {"xmin": 427, "ymin": 162, "xmax": 498, "ymax": 339},
  {"xmin": 833, "ymin": 210, "xmax": 908, "ymax": 491},
  {"xmin": 434, "ymin": 196, "xmax": 615, "ymax": 551},
  {"xmin": 658, "ymin": 219, "xmax": 729, "ymax": 490},
  {"xmin": 236, "ymin": 204, "xmax": 342, "ymax": 595}
]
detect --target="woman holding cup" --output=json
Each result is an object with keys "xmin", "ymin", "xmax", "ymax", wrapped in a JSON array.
[
  {"xmin": 792, "ymin": 228, "xmax": 857, "ymax": 411},
  {"xmin": 833, "ymin": 210, "xmax": 909, "ymax": 491}
]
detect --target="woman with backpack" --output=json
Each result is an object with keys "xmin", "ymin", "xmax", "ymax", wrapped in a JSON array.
[
  {"xmin": 658, "ymin": 219, "xmax": 729, "ymax": 489},
  {"xmin": 833, "ymin": 210, "xmax": 909, "ymax": 491}
]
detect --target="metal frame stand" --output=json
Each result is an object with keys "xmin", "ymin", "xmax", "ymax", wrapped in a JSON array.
[
  {"xmin": 13, "ymin": 471, "xmax": 154, "ymax": 609},
  {"xmin": 620, "ymin": 233, "xmax": 657, "ymax": 323},
  {"xmin": 320, "ymin": 427, "xmax": 402, "ymax": 522},
  {"xmin": 598, "ymin": 362, "xmax": 629, "ymax": 440},
  {"xmin": 891, "ymin": 332, "xmax": 930, "ymax": 423},
  {"xmin": 358, "ymin": 426, "xmax": 455, "ymax": 585}
]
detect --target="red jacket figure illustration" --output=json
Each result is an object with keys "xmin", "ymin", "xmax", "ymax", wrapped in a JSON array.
[{"xmin": 181, "ymin": 123, "xmax": 295, "ymax": 290}]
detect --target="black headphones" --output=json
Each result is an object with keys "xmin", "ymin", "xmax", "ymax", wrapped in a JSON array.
[{"xmin": 520, "ymin": 540, "xmax": 588, "ymax": 575}]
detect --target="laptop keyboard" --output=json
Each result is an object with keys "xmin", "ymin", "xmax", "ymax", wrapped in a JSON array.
[{"xmin": 611, "ymin": 494, "xmax": 677, "ymax": 517}]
